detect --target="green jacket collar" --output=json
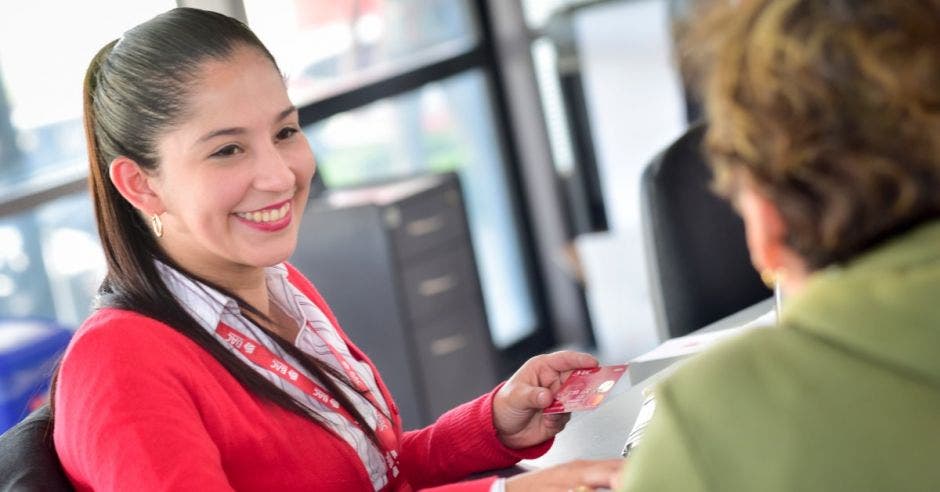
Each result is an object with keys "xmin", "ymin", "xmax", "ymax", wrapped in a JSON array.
[{"xmin": 781, "ymin": 220, "xmax": 940, "ymax": 386}]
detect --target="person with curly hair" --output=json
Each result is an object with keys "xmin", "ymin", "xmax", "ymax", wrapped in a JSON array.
[{"xmin": 617, "ymin": 0, "xmax": 940, "ymax": 489}]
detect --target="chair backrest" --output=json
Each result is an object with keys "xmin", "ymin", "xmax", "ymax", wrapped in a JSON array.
[
  {"xmin": 0, "ymin": 404, "xmax": 73, "ymax": 491},
  {"xmin": 640, "ymin": 123, "xmax": 772, "ymax": 340}
]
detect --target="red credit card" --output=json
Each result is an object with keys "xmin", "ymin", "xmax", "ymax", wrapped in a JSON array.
[{"xmin": 543, "ymin": 364, "xmax": 628, "ymax": 414}]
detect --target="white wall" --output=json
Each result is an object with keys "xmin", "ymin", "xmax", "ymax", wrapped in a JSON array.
[{"xmin": 573, "ymin": 0, "xmax": 687, "ymax": 361}]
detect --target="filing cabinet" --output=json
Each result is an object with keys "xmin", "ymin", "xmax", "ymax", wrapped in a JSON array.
[{"xmin": 290, "ymin": 172, "xmax": 499, "ymax": 428}]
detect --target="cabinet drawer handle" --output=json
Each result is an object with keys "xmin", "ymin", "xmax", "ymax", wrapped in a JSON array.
[
  {"xmin": 406, "ymin": 215, "xmax": 445, "ymax": 237},
  {"xmin": 430, "ymin": 334, "xmax": 468, "ymax": 356},
  {"xmin": 384, "ymin": 207, "xmax": 402, "ymax": 228},
  {"xmin": 418, "ymin": 274, "xmax": 457, "ymax": 297}
]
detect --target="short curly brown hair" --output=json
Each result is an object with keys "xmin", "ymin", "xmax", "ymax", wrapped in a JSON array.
[{"xmin": 681, "ymin": 0, "xmax": 940, "ymax": 269}]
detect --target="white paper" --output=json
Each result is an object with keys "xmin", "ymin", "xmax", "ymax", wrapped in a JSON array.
[{"xmin": 631, "ymin": 310, "xmax": 776, "ymax": 363}]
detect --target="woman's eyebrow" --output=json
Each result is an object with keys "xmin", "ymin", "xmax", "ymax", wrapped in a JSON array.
[
  {"xmin": 194, "ymin": 106, "xmax": 299, "ymax": 146},
  {"xmin": 275, "ymin": 105, "xmax": 298, "ymax": 123},
  {"xmin": 196, "ymin": 126, "xmax": 245, "ymax": 145}
]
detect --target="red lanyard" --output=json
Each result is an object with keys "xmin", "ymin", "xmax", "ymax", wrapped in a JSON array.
[{"xmin": 216, "ymin": 322, "xmax": 408, "ymax": 490}]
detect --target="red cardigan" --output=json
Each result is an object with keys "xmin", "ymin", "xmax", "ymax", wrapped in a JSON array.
[{"xmin": 53, "ymin": 264, "xmax": 549, "ymax": 491}]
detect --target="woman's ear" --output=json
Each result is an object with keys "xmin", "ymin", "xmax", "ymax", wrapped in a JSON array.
[
  {"xmin": 108, "ymin": 157, "xmax": 164, "ymax": 215},
  {"xmin": 736, "ymin": 184, "xmax": 788, "ymax": 274}
]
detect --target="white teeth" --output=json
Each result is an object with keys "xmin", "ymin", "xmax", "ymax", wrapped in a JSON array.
[{"xmin": 237, "ymin": 203, "xmax": 290, "ymax": 223}]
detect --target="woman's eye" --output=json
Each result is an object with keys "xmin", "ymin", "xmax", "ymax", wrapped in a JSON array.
[
  {"xmin": 211, "ymin": 144, "xmax": 242, "ymax": 158},
  {"xmin": 276, "ymin": 127, "xmax": 299, "ymax": 141}
]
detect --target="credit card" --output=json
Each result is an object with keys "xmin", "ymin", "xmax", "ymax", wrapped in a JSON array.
[{"xmin": 543, "ymin": 364, "xmax": 628, "ymax": 414}]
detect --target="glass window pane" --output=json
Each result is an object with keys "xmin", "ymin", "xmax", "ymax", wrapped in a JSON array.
[
  {"xmin": 305, "ymin": 70, "xmax": 537, "ymax": 347},
  {"xmin": 0, "ymin": 2, "xmax": 174, "ymax": 329},
  {"xmin": 0, "ymin": 2, "xmax": 174, "ymax": 189},
  {"xmin": 0, "ymin": 193, "xmax": 104, "ymax": 328},
  {"xmin": 245, "ymin": 0, "xmax": 478, "ymax": 106}
]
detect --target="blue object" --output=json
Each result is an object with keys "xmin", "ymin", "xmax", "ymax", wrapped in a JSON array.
[{"xmin": 0, "ymin": 319, "xmax": 73, "ymax": 433}]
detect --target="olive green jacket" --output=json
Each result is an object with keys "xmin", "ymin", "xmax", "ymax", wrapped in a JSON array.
[{"xmin": 619, "ymin": 221, "xmax": 940, "ymax": 491}]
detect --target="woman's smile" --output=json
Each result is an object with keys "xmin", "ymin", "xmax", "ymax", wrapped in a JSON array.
[{"xmin": 234, "ymin": 200, "xmax": 293, "ymax": 232}]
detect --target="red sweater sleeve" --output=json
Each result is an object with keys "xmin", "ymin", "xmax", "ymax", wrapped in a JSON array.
[
  {"xmin": 401, "ymin": 384, "xmax": 553, "ymax": 490},
  {"xmin": 53, "ymin": 311, "xmax": 235, "ymax": 491}
]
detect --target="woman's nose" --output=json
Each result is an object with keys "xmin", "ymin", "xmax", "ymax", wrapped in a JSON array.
[{"xmin": 253, "ymin": 144, "xmax": 296, "ymax": 192}]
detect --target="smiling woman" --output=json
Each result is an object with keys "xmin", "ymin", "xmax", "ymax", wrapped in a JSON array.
[{"xmin": 50, "ymin": 7, "xmax": 620, "ymax": 492}]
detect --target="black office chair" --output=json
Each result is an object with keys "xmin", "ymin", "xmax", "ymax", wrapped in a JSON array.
[
  {"xmin": 0, "ymin": 404, "xmax": 73, "ymax": 491},
  {"xmin": 640, "ymin": 123, "xmax": 772, "ymax": 340}
]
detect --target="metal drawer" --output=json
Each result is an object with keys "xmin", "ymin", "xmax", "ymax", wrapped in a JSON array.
[
  {"xmin": 400, "ymin": 243, "xmax": 478, "ymax": 325},
  {"xmin": 412, "ymin": 305, "xmax": 497, "ymax": 420},
  {"xmin": 384, "ymin": 184, "xmax": 464, "ymax": 262}
]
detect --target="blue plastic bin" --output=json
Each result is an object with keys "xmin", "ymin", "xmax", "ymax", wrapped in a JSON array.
[{"xmin": 0, "ymin": 318, "xmax": 73, "ymax": 433}]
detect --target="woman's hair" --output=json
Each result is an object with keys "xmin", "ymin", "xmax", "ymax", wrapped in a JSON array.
[
  {"xmin": 681, "ymin": 0, "xmax": 940, "ymax": 269},
  {"xmin": 74, "ymin": 7, "xmax": 379, "ymax": 445}
]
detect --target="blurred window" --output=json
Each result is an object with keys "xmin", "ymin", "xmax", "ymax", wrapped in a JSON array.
[
  {"xmin": 0, "ymin": 1, "xmax": 173, "ymax": 325},
  {"xmin": 0, "ymin": 194, "xmax": 104, "ymax": 327},
  {"xmin": 245, "ymin": 0, "xmax": 478, "ymax": 105}
]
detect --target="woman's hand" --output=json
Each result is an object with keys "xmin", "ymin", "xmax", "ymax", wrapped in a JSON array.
[
  {"xmin": 505, "ymin": 459, "xmax": 623, "ymax": 492},
  {"xmin": 493, "ymin": 351, "xmax": 598, "ymax": 449}
]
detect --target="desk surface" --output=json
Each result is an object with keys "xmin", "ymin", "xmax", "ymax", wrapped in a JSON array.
[{"xmin": 518, "ymin": 298, "xmax": 775, "ymax": 469}]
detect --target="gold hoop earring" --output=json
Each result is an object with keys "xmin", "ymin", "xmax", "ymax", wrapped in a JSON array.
[
  {"xmin": 760, "ymin": 269, "xmax": 776, "ymax": 289},
  {"xmin": 151, "ymin": 214, "xmax": 163, "ymax": 238}
]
